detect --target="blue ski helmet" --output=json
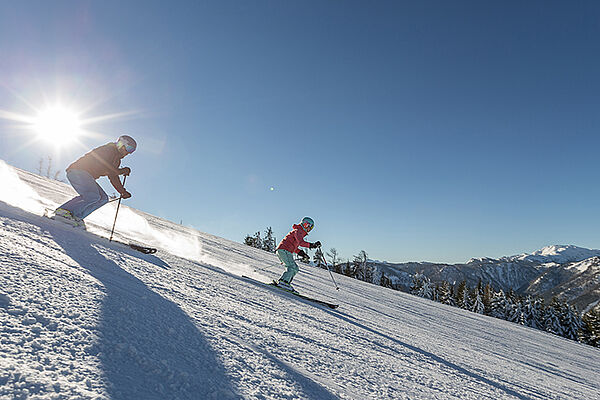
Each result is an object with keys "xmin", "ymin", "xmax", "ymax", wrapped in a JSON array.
[
  {"xmin": 300, "ymin": 217, "xmax": 314, "ymax": 233},
  {"xmin": 116, "ymin": 135, "xmax": 137, "ymax": 154}
]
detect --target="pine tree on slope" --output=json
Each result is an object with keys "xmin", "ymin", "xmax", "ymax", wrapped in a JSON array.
[
  {"xmin": 262, "ymin": 227, "xmax": 276, "ymax": 252},
  {"xmin": 470, "ymin": 281, "xmax": 485, "ymax": 314},
  {"xmin": 522, "ymin": 296, "xmax": 541, "ymax": 329},
  {"xmin": 490, "ymin": 290, "xmax": 509, "ymax": 320},
  {"xmin": 437, "ymin": 281, "xmax": 454, "ymax": 306},
  {"xmin": 410, "ymin": 273, "xmax": 424, "ymax": 296},
  {"xmin": 580, "ymin": 309, "xmax": 600, "ymax": 347},
  {"xmin": 418, "ymin": 275, "xmax": 435, "ymax": 300},
  {"xmin": 560, "ymin": 303, "xmax": 583, "ymax": 341},
  {"xmin": 544, "ymin": 298, "xmax": 563, "ymax": 335},
  {"xmin": 455, "ymin": 281, "xmax": 469, "ymax": 310},
  {"xmin": 483, "ymin": 283, "xmax": 494, "ymax": 316}
]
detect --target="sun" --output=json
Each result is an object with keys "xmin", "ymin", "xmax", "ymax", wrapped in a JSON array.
[
  {"xmin": 32, "ymin": 106, "xmax": 83, "ymax": 143},
  {"xmin": 0, "ymin": 96, "xmax": 139, "ymax": 153}
]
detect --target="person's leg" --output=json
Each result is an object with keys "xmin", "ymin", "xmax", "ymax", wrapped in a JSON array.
[
  {"xmin": 277, "ymin": 249, "xmax": 299, "ymax": 283},
  {"xmin": 57, "ymin": 171, "xmax": 88, "ymax": 213},
  {"xmin": 78, "ymin": 182, "xmax": 108, "ymax": 219},
  {"xmin": 59, "ymin": 170, "xmax": 105, "ymax": 220}
]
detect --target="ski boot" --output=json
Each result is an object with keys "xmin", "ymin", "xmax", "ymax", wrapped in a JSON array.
[
  {"xmin": 276, "ymin": 279, "xmax": 296, "ymax": 293},
  {"xmin": 52, "ymin": 208, "xmax": 86, "ymax": 229}
]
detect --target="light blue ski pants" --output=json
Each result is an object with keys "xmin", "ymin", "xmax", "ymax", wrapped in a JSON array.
[
  {"xmin": 277, "ymin": 249, "xmax": 299, "ymax": 283},
  {"xmin": 58, "ymin": 169, "xmax": 108, "ymax": 220}
]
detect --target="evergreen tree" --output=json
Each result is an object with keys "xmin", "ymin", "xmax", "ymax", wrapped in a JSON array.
[
  {"xmin": 417, "ymin": 274, "xmax": 435, "ymax": 300},
  {"xmin": 243, "ymin": 231, "xmax": 262, "ymax": 249},
  {"xmin": 505, "ymin": 295, "xmax": 523, "ymax": 324},
  {"xmin": 521, "ymin": 296, "xmax": 542, "ymax": 329},
  {"xmin": 470, "ymin": 282, "xmax": 485, "ymax": 314},
  {"xmin": 437, "ymin": 281, "xmax": 453, "ymax": 306},
  {"xmin": 455, "ymin": 281, "xmax": 469, "ymax": 310},
  {"xmin": 502, "ymin": 289, "xmax": 523, "ymax": 323},
  {"xmin": 544, "ymin": 298, "xmax": 563, "ymax": 335},
  {"xmin": 490, "ymin": 289, "xmax": 509, "ymax": 320},
  {"xmin": 262, "ymin": 227, "xmax": 276, "ymax": 252},
  {"xmin": 483, "ymin": 283, "xmax": 493, "ymax": 315},
  {"xmin": 334, "ymin": 260, "xmax": 344, "ymax": 274},
  {"xmin": 560, "ymin": 302, "xmax": 582, "ymax": 341},
  {"xmin": 253, "ymin": 231, "xmax": 262, "ymax": 249},
  {"xmin": 243, "ymin": 235, "xmax": 254, "ymax": 247},
  {"xmin": 343, "ymin": 261, "xmax": 353, "ymax": 277},
  {"xmin": 314, "ymin": 247, "xmax": 325, "ymax": 268},
  {"xmin": 580, "ymin": 309, "xmax": 600, "ymax": 347},
  {"xmin": 243, "ymin": 231, "xmax": 264, "ymax": 250},
  {"xmin": 533, "ymin": 297, "xmax": 545, "ymax": 329},
  {"xmin": 410, "ymin": 273, "xmax": 424, "ymax": 296},
  {"xmin": 379, "ymin": 272, "xmax": 393, "ymax": 289}
]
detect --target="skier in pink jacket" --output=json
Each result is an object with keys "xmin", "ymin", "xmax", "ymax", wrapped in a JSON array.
[{"xmin": 275, "ymin": 217, "xmax": 321, "ymax": 292}]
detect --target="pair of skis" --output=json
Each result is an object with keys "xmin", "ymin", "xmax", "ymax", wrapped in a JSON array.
[
  {"xmin": 44, "ymin": 209, "xmax": 157, "ymax": 255},
  {"xmin": 242, "ymin": 276, "xmax": 339, "ymax": 309}
]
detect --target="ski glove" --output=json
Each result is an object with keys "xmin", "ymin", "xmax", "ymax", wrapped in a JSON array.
[
  {"xmin": 119, "ymin": 167, "xmax": 131, "ymax": 176},
  {"xmin": 298, "ymin": 249, "xmax": 308, "ymax": 259},
  {"xmin": 310, "ymin": 241, "xmax": 321, "ymax": 249},
  {"xmin": 121, "ymin": 191, "xmax": 132, "ymax": 199}
]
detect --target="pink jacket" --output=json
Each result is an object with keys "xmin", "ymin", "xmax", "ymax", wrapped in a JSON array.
[{"xmin": 276, "ymin": 224, "xmax": 311, "ymax": 254}]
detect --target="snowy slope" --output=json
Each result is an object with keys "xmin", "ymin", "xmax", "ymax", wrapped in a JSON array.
[{"xmin": 1, "ymin": 161, "xmax": 600, "ymax": 400}]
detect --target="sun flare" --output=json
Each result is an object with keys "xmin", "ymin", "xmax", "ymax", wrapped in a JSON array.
[
  {"xmin": 33, "ymin": 106, "xmax": 82, "ymax": 143},
  {"xmin": 0, "ymin": 96, "xmax": 139, "ymax": 152}
]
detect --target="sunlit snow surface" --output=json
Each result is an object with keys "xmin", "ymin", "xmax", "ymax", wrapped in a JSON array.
[{"xmin": 1, "ymin": 160, "xmax": 599, "ymax": 400}]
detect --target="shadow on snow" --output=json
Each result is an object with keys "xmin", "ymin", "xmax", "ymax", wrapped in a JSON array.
[{"xmin": 0, "ymin": 202, "xmax": 240, "ymax": 400}]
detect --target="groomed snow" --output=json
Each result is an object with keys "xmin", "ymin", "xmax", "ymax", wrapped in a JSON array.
[{"xmin": 1, "ymin": 161, "xmax": 599, "ymax": 400}]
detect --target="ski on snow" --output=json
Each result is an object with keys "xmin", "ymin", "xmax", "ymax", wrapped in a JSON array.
[
  {"xmin": 43, "ymin": 210, "xmax": 158, "ymax": 255},
  {"xmin": 242, "ymin": 275, "xmax": 339, "ymax": 309}
]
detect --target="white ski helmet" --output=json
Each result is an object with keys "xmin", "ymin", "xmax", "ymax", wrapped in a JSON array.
[
  {"xmin": 300, "ymin": 217, "xmax": 314, "ymax": 233},
  {"xmin": 116, "ymin": 135, "xmax": 137, "ymax": 154}
]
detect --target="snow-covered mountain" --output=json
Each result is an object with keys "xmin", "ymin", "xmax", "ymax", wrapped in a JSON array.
[
  {"xmin": 507, "ymin": 244, "xmax": 600, "ymax": 265},
  {"xmin": 370, "ymin": 244, "xmax": 600, "ymax": 313},
  {"xmin": 524, "ymin": 256, "xmax": 600, "ymax": 313},
  {"xmin": 1, "ymin": 160, "xmax": 600, "ymax": 399}
]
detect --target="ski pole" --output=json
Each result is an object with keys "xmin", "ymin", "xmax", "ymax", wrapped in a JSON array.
[
  {"xmin": 318, "ymin": 246, "xmax": 340, "ymax": 291},
  {"xmin": 109, "ymin": 175, "xmax": 127, "ymax": 242}
]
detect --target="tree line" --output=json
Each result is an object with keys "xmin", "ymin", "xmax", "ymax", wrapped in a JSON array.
[
  {"xmin": 37, "ymin": 156, "xmax": 62, "ymax": 181},
  {"xmin": 243, "ymin": 227, "xmax": 276, "ymax": 252},
  {"xmin": 407, "ymin": 273, "xmax": 600, "ymax": 347},
  {"xmin": 315, "ymin": 249, "xmax": 599, "ymax": 349}
]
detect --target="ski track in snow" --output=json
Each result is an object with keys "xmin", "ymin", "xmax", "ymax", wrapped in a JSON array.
[{"xmin": 1, "ymin": 162, "xmax": 600, "ymax": 400}]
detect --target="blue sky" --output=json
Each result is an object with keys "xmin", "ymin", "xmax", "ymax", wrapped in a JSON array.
[{"xmin": 1, "ymin": 1, "xmax": 600, "ymax": 263}]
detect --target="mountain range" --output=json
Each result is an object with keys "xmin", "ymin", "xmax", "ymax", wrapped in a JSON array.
[{"xmin": 370, "ymin": 244, "xmax": 600, "ymax": 313}]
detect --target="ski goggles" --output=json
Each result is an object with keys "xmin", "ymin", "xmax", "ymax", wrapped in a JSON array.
[
  {"xmin": 118, "ymin": 142, "xmax": 136, "ymax": 154},
  {"xmin": 302, "ymin": 221, "xmax": 314, "ymax": 232}
]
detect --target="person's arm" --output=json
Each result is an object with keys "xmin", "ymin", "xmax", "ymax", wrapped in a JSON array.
[
  {"xmin": 118, "ymin": 167, "xmax": 131, "ymax": 176},
  {"xmin": 108, "ymin": 174, "xmax": 127, "ymax": 195},
  {"xmin": 98, "ymin": 145, "xmax": 130, "ymax": 197},
  {"xmin": 295, "ymin": 229, "xmax": 312, "ymax": 250}
]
